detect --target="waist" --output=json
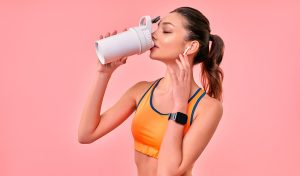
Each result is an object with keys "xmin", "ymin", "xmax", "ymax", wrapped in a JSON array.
[
  {"xmin": 134, "ymin": 150, "xmax": 158, "ymax": 176},
  {"xmin": 134, "ymin": 148, "xmax": 194, "ymax": 176},
  {"xmin": 134, "ymin": 140, "xmax": 159, "ymax": 159}
]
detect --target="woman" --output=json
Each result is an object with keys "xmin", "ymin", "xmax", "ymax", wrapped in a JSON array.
[{"xmin": 78, "ymin": 6, "xmax": 224, "ymax": 176}]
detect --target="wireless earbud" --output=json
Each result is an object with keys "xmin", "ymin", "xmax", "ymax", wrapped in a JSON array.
[{"xmin": 183, "ymin": 45, "xmax": 192, "ymax": 55}]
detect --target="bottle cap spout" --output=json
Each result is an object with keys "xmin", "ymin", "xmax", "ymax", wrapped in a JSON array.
[{"xmin": 151, "ymin": 16, "xmax": 160, "ymax": 24}]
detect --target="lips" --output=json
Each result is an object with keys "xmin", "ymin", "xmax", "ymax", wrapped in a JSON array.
[
  {"xmin": 151, "ymin": 43, "xmax": 159, "ymax": 49},
  {"xmin": 151, "ymin": 46, "xmax": 158, "ymax": 50}
]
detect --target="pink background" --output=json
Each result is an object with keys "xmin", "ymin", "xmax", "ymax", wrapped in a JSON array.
[{"xmin": 1, "ymin": 0, "xmax": 299, "ymax": 175}]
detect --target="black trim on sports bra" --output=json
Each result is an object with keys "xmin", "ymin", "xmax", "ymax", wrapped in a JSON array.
[
  {"xmin": 150, "ymin": 77, "xmax": 202, "ymax": 117},
  {"xmin": 190, "ymin": 91, "xmax": 206, "ymax": 125},
  {"xmin": 135, "ymin": 78, "xmax": 162, "ymax": 110}
]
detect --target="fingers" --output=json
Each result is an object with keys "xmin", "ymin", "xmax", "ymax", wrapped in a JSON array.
[
  {"xmin": 99, "ymin": 33, "xmax": 109, "ymax": 39},
  {"xmin": 121, "ymin": 57, "xmax": 127, "ymax": 64},
  {"xmin": 104, "ymin": 32, "xmax": 110, "ymax": 38},
  {"xmin": 177, "ymin": 54, "xmax": 187, "ymax": 81},
  {"xmin": 98, "ymin": 31, "xmax": 112, "ymax": 40},
  {"xmin": 178, "ymin": 54, "xmax": 191, "ymax": 81},
  {"xmin": 175, "ymin": 59, "xmax": 185, "ymax": 81},
  {"xmin": 179, "ymin": 53, "xmax": 190, "ymax": 70},
  {"xmin": 119, "ymin": 57, "xmax": 128, "ymax": 64},
  {"xmin": 112, "ymin": 30, "xmax": 117, "ymax": 35},
  {"xmin": 109, "ymin": 57, "xmax": 127, "ymax": 68},
  {"xmin": 168, "ymin": 54, "xmax": 191, "ymax": 83},
  {"xmin": 99, "ymin": 28, "xmax": 127, "ymax": 39},
  {"xmin": 97, "ymin": 29, "xmax": 128, "ymax": 69}
]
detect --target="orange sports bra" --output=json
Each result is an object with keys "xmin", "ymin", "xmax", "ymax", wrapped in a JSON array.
[{"xmin": 131, "ymin": 77, "xmax": 206, "ymax": 159}]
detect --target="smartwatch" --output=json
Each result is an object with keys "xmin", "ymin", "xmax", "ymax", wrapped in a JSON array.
[{"xmin": 168, "ymin": 112, "xmax": 188, "ymax": 125}]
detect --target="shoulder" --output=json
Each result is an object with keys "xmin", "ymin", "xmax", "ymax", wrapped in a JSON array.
[
  {"xmin": 128, "ymin": 79, "xmax": 157, "ymax": 104},
  {"xmin": 193, "ymin": 93, "xmax": 223, "ymax": 121}
]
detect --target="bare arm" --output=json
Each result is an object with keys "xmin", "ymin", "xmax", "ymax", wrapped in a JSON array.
[
  {"xmin": 78, "ymin": 70, "xmax": 149, "ymax": 144},
  {"xmin": 78, "ymin": 29, "xmax": 137, "ymax": 144},
  {"xmin": 78, "ymin": 72, "xmax": 112, "ymax": 143}
]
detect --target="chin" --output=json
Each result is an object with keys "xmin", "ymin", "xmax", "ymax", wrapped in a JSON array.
[
  {"xmin": 149, "ymin": 51, "xmax": 159, "ymax": 60},
  {"xmin": 149, "ymin": 55, "xmax": 172, "ymax": 63},
  {"xmin": 149, "ymin": 48, "xmax": 177, "ymax": 61},
  {"xmin": 149, "ymin": 52, "xmax": 163, "ymax": 61}
]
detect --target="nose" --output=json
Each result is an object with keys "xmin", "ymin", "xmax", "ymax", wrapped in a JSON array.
[{"xmin": 152, "ymin": 31, "xmax": 157, "ymax": 41}]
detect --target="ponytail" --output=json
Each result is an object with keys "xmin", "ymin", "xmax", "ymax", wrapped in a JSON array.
[{"xmin": 201, "ymin": 34, "xmax": 224, "ymax": 102}]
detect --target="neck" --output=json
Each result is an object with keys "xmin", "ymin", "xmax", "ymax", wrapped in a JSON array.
[{"xmin": 156, "ymin": 59, "xmax": 197, "ymax": 95}]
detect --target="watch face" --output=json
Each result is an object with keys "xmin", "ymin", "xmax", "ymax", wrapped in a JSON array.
[{"xmin": 168, "ymin": 112, "xmax": 187, "ymax": 125}]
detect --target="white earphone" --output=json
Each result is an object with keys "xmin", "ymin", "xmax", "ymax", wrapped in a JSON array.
[{"xmin": 183, "ymin": 45, "xmax": 192, "ymax": 55}]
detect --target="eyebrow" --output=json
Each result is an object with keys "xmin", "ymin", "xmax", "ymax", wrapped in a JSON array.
[{"xmin": 157, "ymin": 20, "xmax": 175, "ymax": 27}]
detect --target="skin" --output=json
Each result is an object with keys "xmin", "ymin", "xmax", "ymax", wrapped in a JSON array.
[{"xmin": 78, "ymin": 12, "xmax": 223, "ymax": 176}]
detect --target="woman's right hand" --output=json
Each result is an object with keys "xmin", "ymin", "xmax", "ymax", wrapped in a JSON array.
[{"xmin": 96, "ymin": 28, "xmax": 128, "ymax": 74}]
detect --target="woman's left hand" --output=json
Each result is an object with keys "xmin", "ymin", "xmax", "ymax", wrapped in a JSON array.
[{"xmin": 167, "ymin": 53, "xmax": 192, "ymax": 108}]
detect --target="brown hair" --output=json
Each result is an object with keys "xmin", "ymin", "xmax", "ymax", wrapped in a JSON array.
[{"xmin": 171, "ymin": 7, "xmax": 225, "ymax": 102}]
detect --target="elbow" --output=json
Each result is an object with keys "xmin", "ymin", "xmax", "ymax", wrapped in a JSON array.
[
  {"xmin": 78, "ymin": 133, "xmax": 94, "ymax": 144},
  {"xmin": 78, "ymin": 137, "xmax": 91, "ymax": 144},
  {"xmin": 78, "ymin": 135, "xmax": 88, "ymax": 144},
  {"xmin": 78, "ymin": 136, "xmax": 94, "ymax": 144},
  {"xmin": 77, "ymin": 125, "xmax": 96, "ymax": 144}
]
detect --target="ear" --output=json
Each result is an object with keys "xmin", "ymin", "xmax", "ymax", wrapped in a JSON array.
[{"xmin": 186, "ymin": 41, "xmax": 200, "ymax": 55}]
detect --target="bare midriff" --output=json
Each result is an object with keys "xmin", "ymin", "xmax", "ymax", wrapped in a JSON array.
[{"xmin": 134, "ymin": 150, "xmax": 194, "ymax": 176}]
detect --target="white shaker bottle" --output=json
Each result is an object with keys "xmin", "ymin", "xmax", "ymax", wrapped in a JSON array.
[{"xmin": 95, "ymin": 15, "xmax": 158, "ymax": 64}]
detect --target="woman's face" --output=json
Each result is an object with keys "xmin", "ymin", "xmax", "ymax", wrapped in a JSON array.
[{"xmin": 150, "ymin": 12, "xmax": 189, "ymax": 62}]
